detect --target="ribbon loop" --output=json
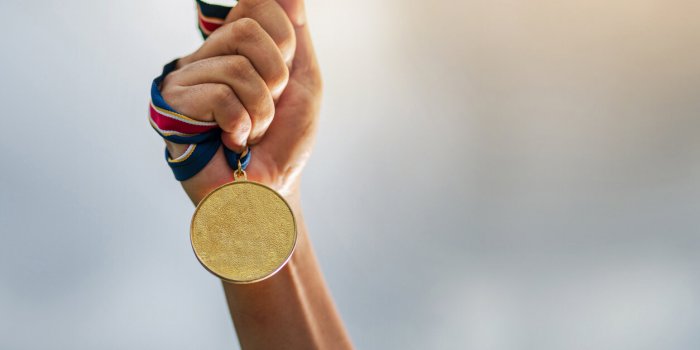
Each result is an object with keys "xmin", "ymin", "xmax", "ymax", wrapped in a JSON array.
[{"xmin": 150, "ymin": 58, "xmax": 250, "ymax": 181}]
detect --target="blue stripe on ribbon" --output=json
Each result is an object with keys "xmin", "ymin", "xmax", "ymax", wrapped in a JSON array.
[
  {"xmin": 224, "ymin": 146, "xmax": 251, "ymax": 171},
  {"xmin": 151, "ymin": 60, "xmax": 179, "ymax": 112},
  {"xmin": 165, "ymin": 137, "xmax": 222, "ymax": 181},
  {"xmin": 196, "ymin": 0, "xmax": 234, "ymax": 20}
]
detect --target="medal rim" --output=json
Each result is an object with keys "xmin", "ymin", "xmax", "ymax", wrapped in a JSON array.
[{"xmin": 190, "ymin": 180, "xmax": 297, "ymax": 284}]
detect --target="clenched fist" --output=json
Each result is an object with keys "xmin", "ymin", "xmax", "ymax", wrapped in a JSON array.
[{"xmin": 160, "ymin": 0, "xmax": 321, "ymax": 204}]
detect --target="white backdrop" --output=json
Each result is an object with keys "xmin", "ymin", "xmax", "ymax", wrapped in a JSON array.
[{"xmin": 1, "ymin": 0, "xmax": 699, "ymax": 349}]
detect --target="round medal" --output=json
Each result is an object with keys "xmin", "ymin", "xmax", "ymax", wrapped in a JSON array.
[{"xmin": 190, "ymin": 170, "xmax": 297, "ymax": 284}]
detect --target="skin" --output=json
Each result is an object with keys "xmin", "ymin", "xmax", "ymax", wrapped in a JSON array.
[{"xmin": 159, "ymin": 0, "xmax": 354, "ymax": 348}]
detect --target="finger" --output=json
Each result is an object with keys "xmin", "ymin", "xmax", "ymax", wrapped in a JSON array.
[
  {"xmin": 178, "ymin": 18, "xmax": 289, "ymax": 98},
  {"xmin": 258, "ymin": 8, "xmax": 322, "ymax": 160},
  {"xmin": 288, "ymin": 20, "xmax": 321, "ymax": 90},
  {"xmin": 224, "ymin": 0, "xmax": 296, "ymax": 65},
  {"xmin": 167, "ymin": 56, "xmax": 275, "ymax": 145},
  {"xmin": 181, "ymin": 2, "xmax": 295, "ymax": 67},
  {"xmin": 161, "ymin": 83, "xmax": 252, "ymax": 153},
  {"xmin": 274, "ymin": 0, "xmax": 306, "ymax": 27}
]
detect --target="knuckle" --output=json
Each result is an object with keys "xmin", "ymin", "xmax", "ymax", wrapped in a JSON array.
[
  {"xmin": 237, "ymin": 0, "xmax": 294, "ymax": 56},
  {"xmin": 231, "ymin": 17, "xmax": 263, "ymax": 42},
  {"xmin": 161, "ymin": 72, "xmax": 180, "ymax": 90},
  {"xmin": 212, "ymin": 84, "xmax": 235, "ymax": 105},
  {"xmin": 160, "ymin": 78, "xmax": 182, "ymax": 103},
  {"xmin": 160, "ymin": 89, "xmax": 176, "ymax": 105},
  {"xmin": 226, "ymin": 55, "xmax": 255, "ymax": 77}
]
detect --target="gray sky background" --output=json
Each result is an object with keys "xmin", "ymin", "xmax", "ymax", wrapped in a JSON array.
[{"xmin": 1, "ymin": 0, "xmax": 699, "ymax": 349}]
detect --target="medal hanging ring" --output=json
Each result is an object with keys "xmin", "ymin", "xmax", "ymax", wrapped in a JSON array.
[{"xmin": 190, "ymin": 151, "xmax": 297, "ymax": 284}]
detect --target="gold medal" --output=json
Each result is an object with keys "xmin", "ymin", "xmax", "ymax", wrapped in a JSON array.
[{"xmin": 190, "ymin": 160, "xmax": 297, "ymax": 284}]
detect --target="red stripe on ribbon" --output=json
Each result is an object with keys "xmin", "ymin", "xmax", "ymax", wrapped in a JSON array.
[
  {"xmin": 199, "ymin": 17, "xmax": 223, "ymax": 33},
  {"xmin": 149, "ymin": 104, "xmax": 217, "ymax": 135}
]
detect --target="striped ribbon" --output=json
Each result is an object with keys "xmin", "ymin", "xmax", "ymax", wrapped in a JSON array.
[
  {"xmin": 196, "ymin": 0, "xmax": 237, "ymax": 38},
  {"xmin": 149, "ymin": 60, "xmax": 219, "ymax": 144},
  {"xmin": 150, "ymin": 58, "xmax": 251, "ymax": 181}
]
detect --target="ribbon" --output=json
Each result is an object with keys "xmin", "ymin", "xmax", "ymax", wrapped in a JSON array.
[
  {"xmin": 196, "ymin": 0, "xmax": 237, "ymax": 38},
  {"xmin": 150, "ymin": 59, "xmax": 251, "ymax": 181}
]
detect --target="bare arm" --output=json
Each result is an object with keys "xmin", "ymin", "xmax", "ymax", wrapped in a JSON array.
[
  {"xmin": 184, "ymin": 164, "xmax": 352, "ymax": 349},
  {"xmin": 158, "ymin": 0, "xmax": 353, "ymax": 348},
  {"xmin": 224, "ymin": 198, "xmax": 352, "ymax": 349}
]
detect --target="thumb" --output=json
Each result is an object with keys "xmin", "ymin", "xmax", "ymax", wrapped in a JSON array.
[
  {"xmin": 275, "ymin": 0, "xmax": 307, "ymax": 27},
  {"xmin": 289, "ymin": 21, "xmax": 320, "ymax": 89}
]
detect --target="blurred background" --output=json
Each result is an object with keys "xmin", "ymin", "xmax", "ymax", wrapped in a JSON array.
[{"xmin": 1, "ymin": 0, "xmax": 699, "ymax": 349}]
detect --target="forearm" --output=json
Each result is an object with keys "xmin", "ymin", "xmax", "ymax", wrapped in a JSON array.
[
  {"xmin": 221, "ymin": 197, "xmax": 353, "ymax": 349},
  {"xmin": 163, "ymin": 0, "xmax": 341, "ymax": 345}
]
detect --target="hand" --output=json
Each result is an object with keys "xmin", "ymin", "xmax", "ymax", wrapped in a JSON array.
[{"xmin": 160, "ymin": 0, "xmax": 321, "ymax": 204}]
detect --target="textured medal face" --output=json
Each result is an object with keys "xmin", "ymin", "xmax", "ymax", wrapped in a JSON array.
[{"xmin": 190, "ymin": 181, "xmax": 297, "ymax": 283}]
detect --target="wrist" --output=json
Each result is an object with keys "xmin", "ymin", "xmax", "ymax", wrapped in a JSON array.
[{"xmin": 281, "ymin": 181, "xmax": 303, "ymax": 213}]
